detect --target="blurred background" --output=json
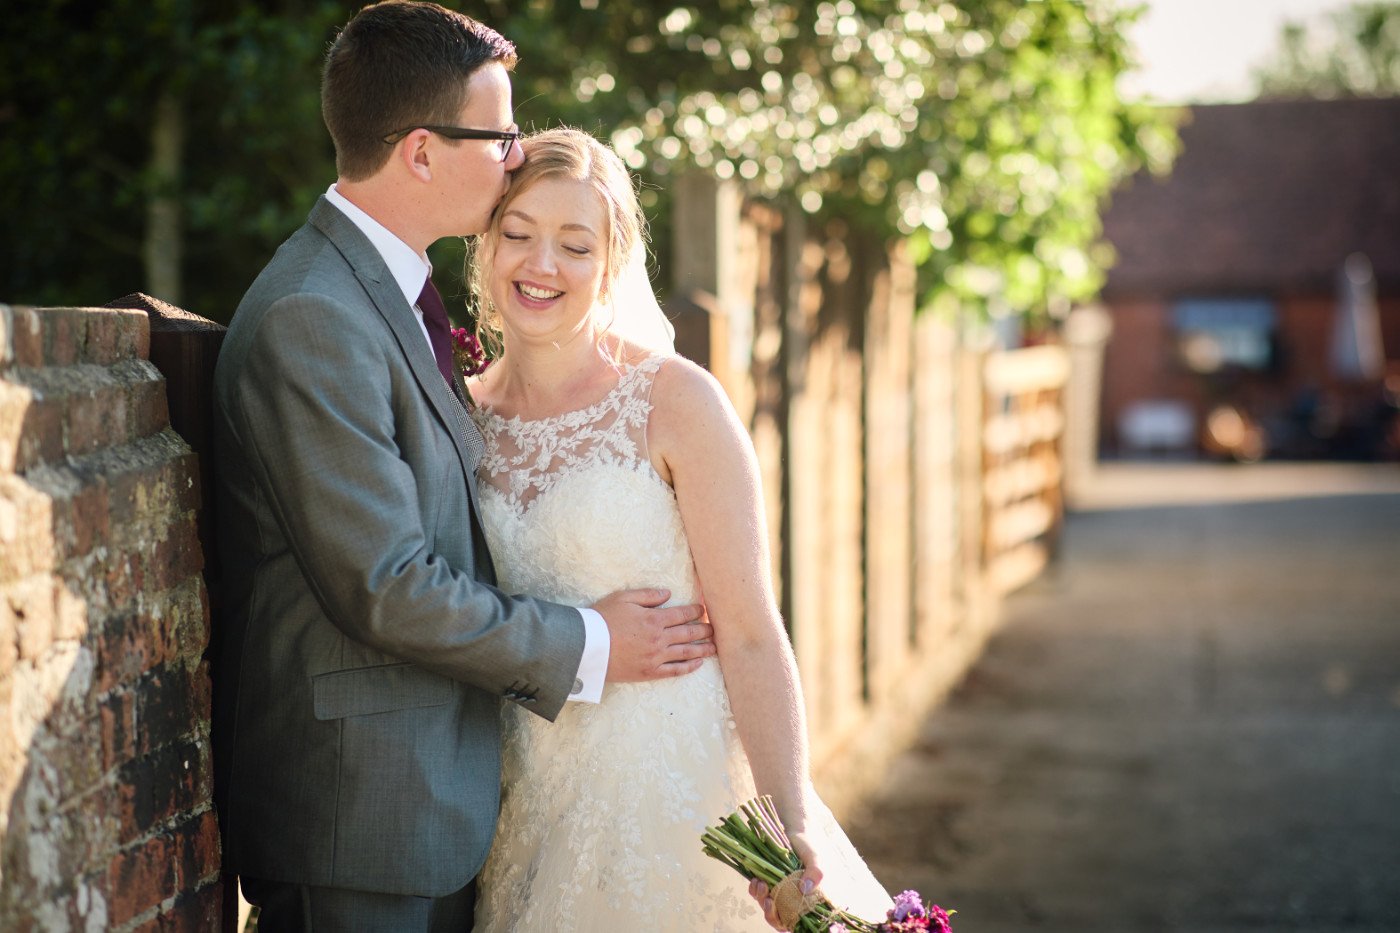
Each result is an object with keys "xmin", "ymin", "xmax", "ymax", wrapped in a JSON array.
[{"xmin": 2, "ymin": 0, "xmax": 1396, "ymax": 464}]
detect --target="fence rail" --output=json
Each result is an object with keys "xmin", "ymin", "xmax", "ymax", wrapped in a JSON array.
[{"xmin": 982, "ymin": 345, "xmax": 1069, "ymax": 593}]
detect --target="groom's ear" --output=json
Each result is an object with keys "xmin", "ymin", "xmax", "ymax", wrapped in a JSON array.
[{"xmin": 396, "ymin": 129, "xmax": 435, "ymax": 183}]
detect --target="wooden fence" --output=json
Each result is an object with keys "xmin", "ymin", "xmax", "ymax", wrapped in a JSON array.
[{"xmin": 666, "ymin": 177, "xmax": 1069, "ymax": 800}]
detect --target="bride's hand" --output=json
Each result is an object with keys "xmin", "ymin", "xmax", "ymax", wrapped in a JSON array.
[{"xmin": 749, "ymin": 831, "xmax": 824, "ymax": 931}]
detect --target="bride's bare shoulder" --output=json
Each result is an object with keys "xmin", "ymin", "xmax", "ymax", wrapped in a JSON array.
[
  {"xmin": 650, "ymin": 355, "xmax": 726, "ymax": 410},
  {"xmin": 648, "ymin": 355, "xmax": 747, "ymax": 447}
]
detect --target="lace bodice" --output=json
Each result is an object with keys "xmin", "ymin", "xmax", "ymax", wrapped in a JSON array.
[
  {"xmin": 472, "ymin": 354, "xmax": 699, "ymax": 609},
  {"xmin": 470, "ymin": 353, "xmax": 888, "ymax": 932},
  {"xmin": 476, "ymin": 354, "xmax": 663, "ymax": 516}
]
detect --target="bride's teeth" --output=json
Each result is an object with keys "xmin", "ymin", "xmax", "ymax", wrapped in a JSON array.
[{"xmin": 518, "ymin": 283, "xmax": 563, "ymax": 301}]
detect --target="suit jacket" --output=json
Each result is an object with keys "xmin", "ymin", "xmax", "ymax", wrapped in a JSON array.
[{"xmin": 212, "ymin": 196, "xmax": 585, "ymax": 896}]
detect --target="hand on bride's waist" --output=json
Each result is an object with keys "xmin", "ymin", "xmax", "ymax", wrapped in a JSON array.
[{"xmin": 592, "ymin": 587, "xmax": 715, "ymax": 683}]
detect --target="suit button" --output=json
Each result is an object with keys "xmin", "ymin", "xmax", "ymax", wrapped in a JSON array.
[{"xmin": 571, "ymin": 678, "xmax": 584, "ymax": 696}]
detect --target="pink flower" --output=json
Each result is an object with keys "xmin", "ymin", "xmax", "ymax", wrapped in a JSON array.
[{"xmin": 450, "ymin": 326, "xmax": 490, "ymax": 377}]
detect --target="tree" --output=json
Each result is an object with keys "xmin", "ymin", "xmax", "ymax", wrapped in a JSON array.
[
  {"xmin": 0, "ymin": 1, "xmax": 343, "ymax": 316},
  {"xmin": 495, "ymin": 0, "xmax": 1177, "ymax": 320},
  {"xmin": 1, "ymin": 1, "xmax": 1174, "ymax": 324},
  {"xmin": 1254, "ymin": 1, "xmax": 1400, "ymax": 99}
]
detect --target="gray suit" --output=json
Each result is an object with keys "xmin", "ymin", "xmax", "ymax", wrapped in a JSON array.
[{"xmin": 212, "ymin": 197, "xmax": 584, "ymax": 898}]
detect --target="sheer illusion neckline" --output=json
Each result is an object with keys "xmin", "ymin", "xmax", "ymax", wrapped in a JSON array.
[{"xmin": 474, "ymin": 356, "xmax": 660, "ymax": 430}]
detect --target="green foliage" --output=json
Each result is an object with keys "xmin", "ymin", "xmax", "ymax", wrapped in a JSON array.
[
  {"xmin": 0, "ymin": 1, "xmax": 342, "ymax": 319},
  {"xmin": 1253, "ymin": 1, "xmax": 1400, "ymax": 99},
  {"xmin": 497, "ymin": 0, "xmax": 1177, "ymax": 320},
  {"xmin": 0, "ymin": 0, "xmax": 1174, "ymax": 324}
]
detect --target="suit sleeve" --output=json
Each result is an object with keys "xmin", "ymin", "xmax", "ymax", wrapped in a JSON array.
[{"xmin": 228, "ymin": 291, "xmax": 585, "ymax": 719}]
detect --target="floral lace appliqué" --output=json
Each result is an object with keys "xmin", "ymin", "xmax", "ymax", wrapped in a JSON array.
[{"xmin": 473, "ymin": 354, "xmax": 666, "ymax": 517}]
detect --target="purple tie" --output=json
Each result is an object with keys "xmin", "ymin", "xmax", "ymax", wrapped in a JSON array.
[{"xmin": 417, "ymin": 277, "xmax": 456, "ymax": 388}]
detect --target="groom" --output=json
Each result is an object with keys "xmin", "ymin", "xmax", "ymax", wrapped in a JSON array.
[{"xmin": 212, "ymin": 3, "xmax": 715, "ymax": 928}]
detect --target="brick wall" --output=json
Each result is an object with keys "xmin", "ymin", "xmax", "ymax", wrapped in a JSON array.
[{"xmin": 0, "ymin": 305, "xmax": 221, "ymax": 931}]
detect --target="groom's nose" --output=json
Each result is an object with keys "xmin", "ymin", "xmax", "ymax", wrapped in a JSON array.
[{"xmin": 503, "ymin": 137, "xmax": 524, "ymax": 172}]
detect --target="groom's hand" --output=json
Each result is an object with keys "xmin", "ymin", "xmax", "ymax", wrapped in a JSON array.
[{"xmin": 593, "ymin": 588, "xmax": 715, "ymax": 682}]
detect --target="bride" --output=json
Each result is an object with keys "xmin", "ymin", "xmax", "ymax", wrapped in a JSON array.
[{"xmin": 467, "ymin": 128, "xmax": 890, "ymax": 932}]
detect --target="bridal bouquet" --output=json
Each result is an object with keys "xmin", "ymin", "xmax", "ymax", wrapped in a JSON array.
[{"xmin": 701, "ymin": 796, "xmax": 954, "ymax": 933}]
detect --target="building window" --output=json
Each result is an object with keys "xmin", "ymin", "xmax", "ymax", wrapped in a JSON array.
[{"xmin": 1172, "ymin": 297, "xmax": 1276, "ymax": 373}]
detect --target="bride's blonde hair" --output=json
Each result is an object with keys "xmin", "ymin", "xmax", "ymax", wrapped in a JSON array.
[{"xmin": 468, "ymin": 127, "xmax": 647, "ymax": 361}]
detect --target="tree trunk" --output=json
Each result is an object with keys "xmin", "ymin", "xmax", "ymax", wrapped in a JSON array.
[{"xmin": 144, "ymin": 89, "xmax": 184, "ymax": 305}]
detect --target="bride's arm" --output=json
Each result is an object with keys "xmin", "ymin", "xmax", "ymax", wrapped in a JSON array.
[{"xmin": 649, "ymin": 357, "xmax": 823, "ymax": 882}]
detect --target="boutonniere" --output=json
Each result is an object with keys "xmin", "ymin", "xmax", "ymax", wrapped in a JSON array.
[{"xmin": 451, "ymin": 326, "xmax": 491, "ymax": 380}]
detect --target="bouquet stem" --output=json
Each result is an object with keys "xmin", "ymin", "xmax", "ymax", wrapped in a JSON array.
[{"xmin": 701, "ymin": 796, "xmax": 879, "ymax": 932}]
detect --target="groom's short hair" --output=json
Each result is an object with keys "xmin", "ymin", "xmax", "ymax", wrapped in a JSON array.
[{"xmin": 322, "ymin": 1, "xmax": 517, "ymax": 181}]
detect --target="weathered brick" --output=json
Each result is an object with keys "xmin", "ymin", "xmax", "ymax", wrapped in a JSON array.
[
  {"xmin": 124, "ymin": 877, "xmax": 223, "ymax": 933},
  {"xmin": 0, "ymin": 611, "xmax": 18, "ymax": 679},
  {"xmin": 157, "ymin": 879, "xmax": 225, "ymax": 933},
  {"xmin": 128, "ymin": 373, "xmax": 171, "ymax": 443},
  {"xmin": 7, "ymin": 574, "xmax": 56, "ymax": 661},
  {"xmin": 133, "ymin": 665, "xmax": 203, "ymax": 758},
  {"xmin": 83, "ymin": 308, "xmax": 149, "ymax": 367},
  {"xmin": 0, "ymin": 303, "xmax": 11, "ymax": 366},
  {"xmin": 7, "ymin": 306, "xmax": 45, "ymax": 368},
  {"xmin": 105, "ymin": 831, "xmax": 179, "ymax": 928},
  {"xmin": 43, "ymin": 714, "xmax": 106, "ymax": 800},
  {"xmin": 107, "ymin": 450, "xmax": 173, "ymax": 533},
  {"xmin": 172, "ymin": 451, "xmax": 201, "ymax": 514},
  {"xmin": 0, "ymin": 379, "xmax": 64, "ymax": 473},
  {"xmin": 0, "ymin": 477, "xmax": 58, "ymax": 584},
  {"xmin": 157, "ymin": 578, "xmax": 209, "ymax": 669},
  {"xmin": 146, "ymin": 516, "xmax": 204, "ymax": 594},
  {"xmin": 94, "ymin": 611, "xmax": 163, "ymax": 695},
  {"xmin": 100, "ymin": 551, "xmax": 145, "ymax": 619},
  {"xmin": 65, "ymin": 384, "xmax": 119, "ymax": 459},
  {"xmin": 4, "ymin": 307, "xmax": 217, "ymax": 927},
  {"xmin": 99, "ymin": 689, "xmax": 137, "ymax": 771},
  {"xmin": 0, "ymin": 380, "xmax": 29, "ymax": 473},
  {"xmin": 60, "ymin": 874, "xmax": 116, "ymax": 933},
  {"xmin": 43, "ymin": 309, "xmax": 79, "ymax": 367},
  {"xmin": 50, "ymin": 471, "xmax": 110, "ymax": 563},
  {"xmin": 51, "ymin": 581, "xmax": 88, "ymax": 644},
  {"xmin": 102, "ymin": 599, "xmax": 180, "ymax": 689},
  {"xmin": 176, "ymin": 809, "xmax": 222, "ymax": 890},
  {"xmin": 117, "ymin": 738, "xmax": 204, "ymax": 842}
]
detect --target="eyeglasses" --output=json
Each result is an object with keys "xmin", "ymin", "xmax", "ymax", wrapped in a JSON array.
[{"xmin": 381, "ymin": 125, "xmax": 521, "ymax": 163}]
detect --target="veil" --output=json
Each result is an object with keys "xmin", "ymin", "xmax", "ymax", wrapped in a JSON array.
[{"xmin": 603, "ymin": 240, "xmax": 675, "ymax": 354}]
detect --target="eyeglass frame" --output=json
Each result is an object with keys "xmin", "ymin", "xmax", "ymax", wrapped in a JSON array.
[{"xmin": 381, "ymin": 125, "xmax": 521, "ymax": 163}]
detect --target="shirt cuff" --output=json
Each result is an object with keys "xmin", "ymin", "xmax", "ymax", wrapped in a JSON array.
[{"xmin": 568, "ymin": 607, "xmax": 609, "ymax": 703}]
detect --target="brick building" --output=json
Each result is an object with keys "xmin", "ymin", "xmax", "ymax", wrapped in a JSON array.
[{"xmin": 1096, "ymin": 96, "xmax": 1400, "ymax": 459}]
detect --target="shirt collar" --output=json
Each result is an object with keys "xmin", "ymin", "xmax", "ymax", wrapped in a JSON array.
[{"xmin": 324, "ymin": 183, "xmax": 430, "ymax": 307}]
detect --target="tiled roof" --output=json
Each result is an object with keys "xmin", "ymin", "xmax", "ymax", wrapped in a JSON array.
[{"xmin": 1100, "ymin": 97, "xmax": 1400, "ymax": 295}]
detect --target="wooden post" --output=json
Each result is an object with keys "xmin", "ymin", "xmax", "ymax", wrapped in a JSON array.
[{"xmin": 668, "ymin": 173, "xmax": 748, "ymax": 408}]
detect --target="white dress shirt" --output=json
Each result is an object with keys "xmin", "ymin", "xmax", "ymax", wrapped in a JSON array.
[{"xmin": 324, "ymin": 184, "xmax": 609, "ymax": 703}]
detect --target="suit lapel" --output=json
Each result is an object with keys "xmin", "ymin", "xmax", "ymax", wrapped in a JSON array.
[{"xmin": 308, "ymin": 198, "xmax": 487, "ymax": 509}]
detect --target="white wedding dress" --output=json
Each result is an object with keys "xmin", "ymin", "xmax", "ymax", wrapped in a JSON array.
[{"xmin": 471, "ymin": 354, "xmax": 890, "ymax": 932}]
